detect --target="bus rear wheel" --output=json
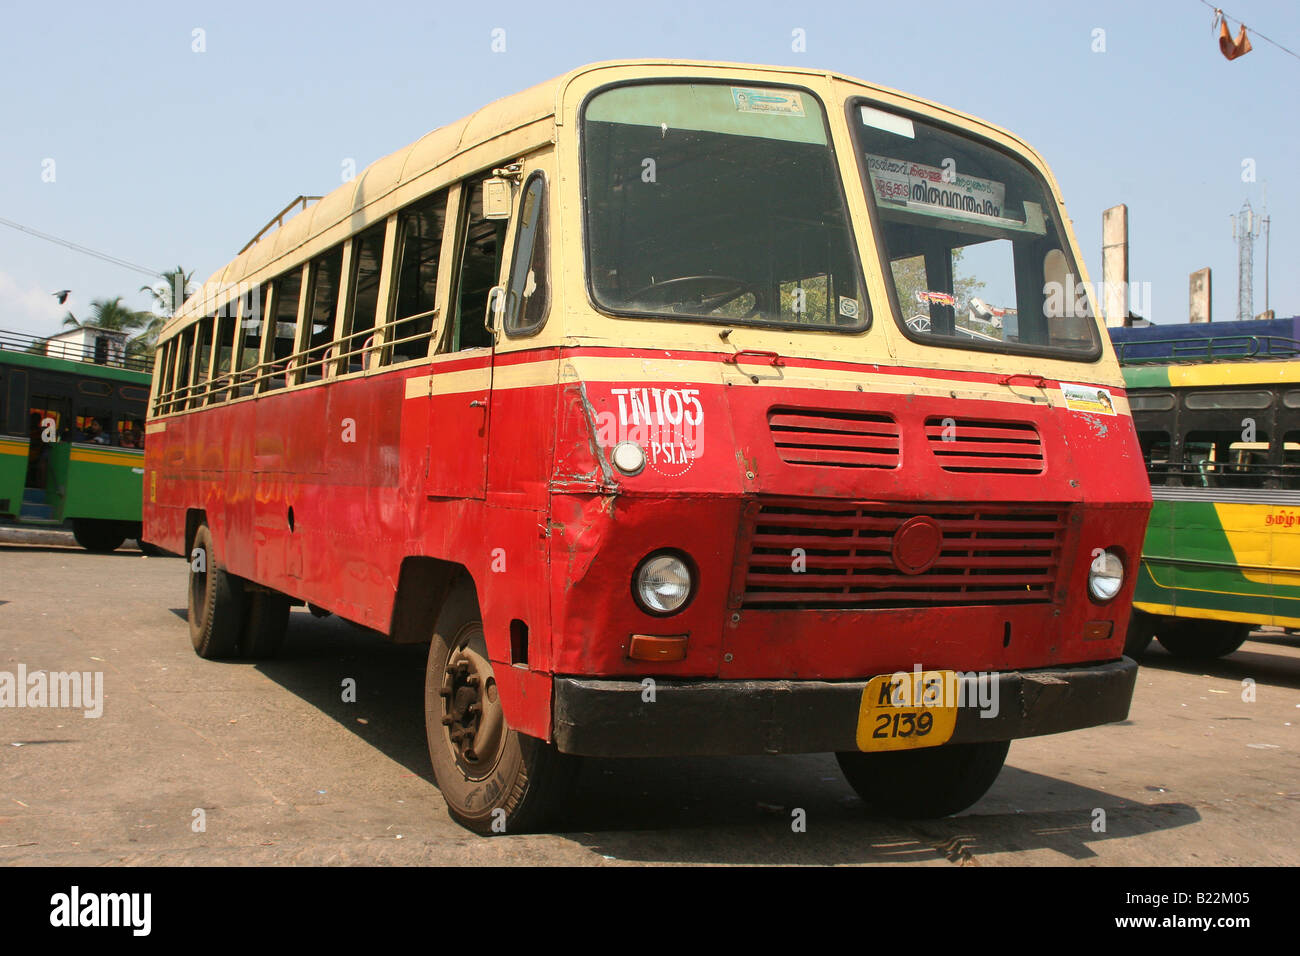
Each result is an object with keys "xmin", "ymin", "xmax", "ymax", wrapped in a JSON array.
[
  {"xmin": 187, "ymin": 524, "xmax": 244, "ymax": 659},
  {"xmin": 836, "ymin": 740, "xmax": 1010, "ymax": 818},
  {"xmin": 1157, "ymin": 620, "xmax": 1251, "ymax": 659},
  {"xmin": 72, "ymin": 519, "xmax": 125, "ymax": 553},
  {"xmin": 423, "ymin": 585, "xmax": 577, "ymax": 834}
]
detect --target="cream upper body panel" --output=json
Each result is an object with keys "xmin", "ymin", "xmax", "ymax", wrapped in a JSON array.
[
  {"xmin": 165, "ymin": 60, "xmax": 1124, "ymax": 395},
  {"xmin": 551, "ymin": 60, "xmax": 1124, "ymax": 391}
]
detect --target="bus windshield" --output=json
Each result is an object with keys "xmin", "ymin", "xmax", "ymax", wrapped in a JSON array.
[
  {"xmin": 582, "ymin": 82, "xmax": 866, "ymax": 330},
  {"xmin": 851, "ymin": 101, "xmax": 1101, "ymax": 359}
]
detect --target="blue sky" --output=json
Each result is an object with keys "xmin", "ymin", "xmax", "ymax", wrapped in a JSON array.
[{"xmin": 1, "ymin": 0, "xmax": 1295, "ymax": 335}]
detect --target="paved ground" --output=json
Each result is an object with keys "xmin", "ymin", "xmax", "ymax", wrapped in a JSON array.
[{"xmin": 1, "ymin": 530, "xmax": 1296, "ymax": 866}]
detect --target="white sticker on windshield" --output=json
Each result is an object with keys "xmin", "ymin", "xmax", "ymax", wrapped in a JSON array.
[
  {"xmin": 867, "ymin": 154, "xmax": 1007, "ymax": 220},
  {"xmin": 860, "ymin": 105, "xmax": 915, "ymax": 139},
  {"xmin": 732, "ymin": 87, "xmax": 804, "ymax": 116},
  {"xmin": 838, "ymin": 297, "xmax": 859, "ymax": 319}
]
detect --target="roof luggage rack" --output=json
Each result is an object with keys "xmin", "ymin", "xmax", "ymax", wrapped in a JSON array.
[
  {"xmin": 1117, "ymin": 333, "xmax": 1300, "ymax": 365},
  {"xmin": 239, "ymin": 195, "xmax": 323, "ymax": 254}
]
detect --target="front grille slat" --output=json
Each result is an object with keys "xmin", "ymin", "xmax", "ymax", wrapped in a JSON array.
[
  {"xmin": 769, "ymin": 408, "xmax": 900, "ymax": 470},
  {"xmin": 742, "ymin": 587, "xmax": 1053, "ymax": 607},
  {"xmin": 924, "ymin": 416, "xmax": 1045, "ymax": 475},
  {"xmin": 742, "ymin": 499, "xmax": 1065, "ymax": 610}
]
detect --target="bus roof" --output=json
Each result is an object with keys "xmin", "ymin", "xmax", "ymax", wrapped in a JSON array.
[{"xmin": 167, "ymin": 59, "xmax": 1044, "ymax": 337}]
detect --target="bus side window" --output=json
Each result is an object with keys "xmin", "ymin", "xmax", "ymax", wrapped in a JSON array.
[
  {"xmin": 302, "ymin": 245, "xmax": 344, "ymax": 383},
  {"xmin": 174, "ymin": 326, "xmax": 195, "ymax": 412},
  {"xmin": 1138, "ymin": 431, "xmax": 1171, "ymax": 485},
  {"xmin": 503, "ymin": 173, "xmax": 548, "ymax": 336},
  {"xmin": 209, "ymin": 313, "xmax": 237, "ymax": 404},
  {"xmin": 155, "ymin": 340, "xmax": 173, "ymax": 414},
  {"xmin": 1183, "ymin": 430, "xmax": 1269, "ymax": 489},
  {"xmin": 341, "ymin": 225, "xmax": 386, "ymax": 374},
  {"xmin": 1282, "ymin": 433, "xmax": 1300, "ymax": 490},
  {"xmin": 264, "ymin": 268, "xmax": 303, "ymax": 392},
  {"xmin": 235, "ymin": 285, "xmax": 267, "ymax": 398},
  {"xmin": 449, "ymin": 179, "xmax": 505, "ymax": 353},
  {"xmin": 191, "ymin": 316, "xmax": 215, "ymax": 408},
  {"xmin": 388, "ymin": 190, "xmax": 449, "ymax": 363}
]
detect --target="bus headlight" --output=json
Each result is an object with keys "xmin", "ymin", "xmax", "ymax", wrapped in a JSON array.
[
  {"xmin": 633, "ymin": 551, "xmax": 694, "ymax": 615},
  {"xmin": 611, "ymin": 441, "xmax": 646, "ymax": 476},
  {"xmin": 1088, "ymin": 550, "xmax": 1124, "ymax": 602}
]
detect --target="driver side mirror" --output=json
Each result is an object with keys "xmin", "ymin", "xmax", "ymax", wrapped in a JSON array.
[{"xmin": 483, "ymin": 178, "xmax": 512, "ymax": 220}]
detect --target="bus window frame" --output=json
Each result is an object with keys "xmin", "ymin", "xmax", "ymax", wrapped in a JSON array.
[
  {"xmin": 288, "ymin": 258, "xmax": 315, "ymax": 387},
  {"xmin": 260, "ymin": 267, "xmax": 304, "ymax": 393},
  {"xmin": 383, "ymin": 186, "xmax": 455, "ymax": 366},
  {"xmin": 336, "ymin": 220, "xmax": 395, "ymax": 377},
  {"xmin": 188, "ymin": 315, "xmax": 216, "ymax": 409},
  {"xmin": 443, "ymin": 177, "xmax": 509, "ymax": 355},
  {"xmin": 503, "ymin": 169, "xmax": 551, "ymax": 339},
  {"xmin": 233, "ymin": 284, "xmax": 268, "ymax": 399},
  {"xmin": 208, "ymin": 311, "xmax": 239, "ymax": 404},
  {"xmin": 577, "ymin": 77, "xmax": 871, "ymax": 336},
  {"xmin": 843, "ymin": 96, "xmax": 1104, "ymax": 364}
]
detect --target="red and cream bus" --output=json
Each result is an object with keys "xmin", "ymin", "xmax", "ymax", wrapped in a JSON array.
[{"xmin": 145, "ymin": 60, "xmax": 1149, "ymax": 833}]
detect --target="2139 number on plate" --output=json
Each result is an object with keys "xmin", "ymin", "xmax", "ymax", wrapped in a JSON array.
[{"xmin": 855, "ymin": 670, "xmax": 959, "ymax": 752}]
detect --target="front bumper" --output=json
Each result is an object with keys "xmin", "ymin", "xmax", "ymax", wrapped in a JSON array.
[{"xmin": 552, "ymin": 658, "xmax": 1138, "ymax": 757}]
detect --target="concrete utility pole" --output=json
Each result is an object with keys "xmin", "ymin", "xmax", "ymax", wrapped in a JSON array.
[
  {"xmin": 1102, "ymin": 205, "xmax": 1129, "ymax": 327},
  {"xmin": 1189, "ymin": 268, "xmax": 1212, "ymax": 323}
]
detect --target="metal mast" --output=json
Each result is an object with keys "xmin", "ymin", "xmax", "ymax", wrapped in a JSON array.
[{"xmin": 1233, "ymin": 201, "xmax": 1260, "ymax": 321}]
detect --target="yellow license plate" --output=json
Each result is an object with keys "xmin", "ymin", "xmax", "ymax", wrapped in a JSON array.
[{"xmin": 855, "ymin": 670, "xmax": 959, "ymax": 751}]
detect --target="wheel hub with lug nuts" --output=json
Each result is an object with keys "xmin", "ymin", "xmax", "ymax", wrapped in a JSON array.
[{"xmin": 439, "ymin": 639, "xmax": 503, "ymax": 776}]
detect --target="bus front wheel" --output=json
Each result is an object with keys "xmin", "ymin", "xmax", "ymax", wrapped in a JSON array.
[
  {"xmin": 1157, "ymin": 620, "xmax": 1251, "ymax": 659},
  {"xmin": 423, "ymin": 585, "xmax": 577, "ymax": 834},
  {"xmin": 72, "ymin": 519, "xmax": 125, "ymax": 553},
  {"xmin": 836, "ymin": 740, "xmax": 1010, "ymax": 818},
  {"xmin": 187, "ymin": 524, "xmax": 244, "ymax": 659}
]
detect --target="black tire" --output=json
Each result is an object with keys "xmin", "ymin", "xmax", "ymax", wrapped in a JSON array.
[
  {"xmin": 240, "ymin": 591, "xmax": 291, "ymax": 658},
  {"xmin": 187, "ymin": 524, "xmax": 244, "ymax": 660},
  {"xmin": 836, "ymin": 740, "xmax": 1010, "ymax": 818},
  {"xmin": 1124, "ymin": 609, "xmax": 1156, "ymax": 658},
  {"xmin": 423, "ymin": 581, "xmax": 578, "ymax": 834},
  {"xmin": 72, "ymin": 519, "xmax": 125, "ymax": 553},
  {"xmin": 1157, "ymin": 619, "xmax": 1251, "ymax": 659}
]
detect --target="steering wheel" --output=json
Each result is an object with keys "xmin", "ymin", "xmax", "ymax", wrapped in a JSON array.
[{"xmin": 629, "ymin": 275, "xmax": 755, "ymax": 314}]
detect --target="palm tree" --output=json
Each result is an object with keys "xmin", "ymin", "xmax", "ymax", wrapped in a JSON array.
[
  {"xmin": 130, "ymin": 313, "xmax": 168, "ymax": 360},
  {"xmin": 131, "ymin": 267, "xmax": 194, "ymax": 361},
  {"xmin": 61, "ymin": 296, "xmax": 146, "ymax": 333},
  {"xmin": 141, "ymin": 266, "xmax": 194, "ymax": 317}
]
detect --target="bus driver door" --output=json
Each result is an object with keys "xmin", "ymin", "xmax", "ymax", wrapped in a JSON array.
[{"xmin": 424, "ymin": 177, "xmax": 509, "ymax": 499}]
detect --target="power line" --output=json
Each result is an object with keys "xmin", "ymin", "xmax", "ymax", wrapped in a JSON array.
[
  {"xmin": 0, "ymin": 215, "xmax": 166, "ymax": 280},
  {"xmin": 1198, "ymin": 0, "xmax": 1300, "ymax": 62}
]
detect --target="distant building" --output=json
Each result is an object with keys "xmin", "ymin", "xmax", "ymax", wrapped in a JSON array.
[{"xmin": 43, "ymin": 327, "xmax": 129, "ymax": 366}]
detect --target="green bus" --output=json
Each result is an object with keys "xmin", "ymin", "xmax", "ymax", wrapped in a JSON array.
[
  {"xmin": 1121, "ymin": 339, "xmax": 1300, "ymax": 658},
  {"xmin": 0, "ymin": 330, "xmax": 151, "ymax": 552}
]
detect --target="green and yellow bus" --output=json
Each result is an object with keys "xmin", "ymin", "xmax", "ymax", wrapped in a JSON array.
[
  {"xmin": 0, "ymin": 330, "xmax": 151, "ymax": 552},
  {"xmin": 1123, "ymin": 343, "xmax": 1300, "ymax": 657}
]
